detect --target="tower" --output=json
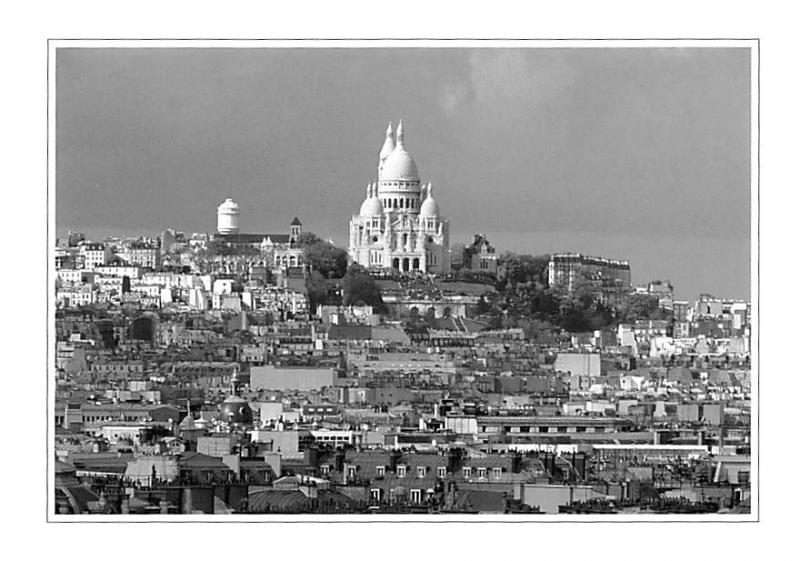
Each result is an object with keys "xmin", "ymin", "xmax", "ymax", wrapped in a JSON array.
[
  {"xmin": 289, "ymin": 217, "xmax": 302, "ymax": 244},
  {"xmin": 217, "ymin": 198, "xmax": 241, "ymax": 235}
]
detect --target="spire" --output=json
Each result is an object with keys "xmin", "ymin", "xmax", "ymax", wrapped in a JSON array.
[
  {"xmin": 396, "ymin": 120, "xmax": 405, "ymax": 146},
  {"xmin": 427, "ymin": 182, "xmax": 433, "ymax": 196},
  {"xmin": 379, "ymin": 121, "xmax": 396, "ymax": 162}
]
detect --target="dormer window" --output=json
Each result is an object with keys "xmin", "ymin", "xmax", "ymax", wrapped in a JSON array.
[
  {"xmin": 477, "ymin": 467, "xmax": 487, "ymax": 479},
  {"xmin": 462, "ymin": 467, "xmax": 472, "ymax": 478},
  {"xmin": 493, "ymin": 467, "xmax": 502, "ymax": 479},
  {"xmin": 397, "ymin": 465, "xmax": 407, "ymax": 478},
  {"xmin": 320, "ymin": 465, "xmax": 330, "ymax": 475},
  {"xmin": 417, "ymin": 466, "xmax": 426, "ymax": 478},
  {"xmin": 376, "ymin": 466, "xmax": 385, "ymax": 477},
  {"xmin": 437, "ymin": 467, "xmax": 447, "ymax": 478}
]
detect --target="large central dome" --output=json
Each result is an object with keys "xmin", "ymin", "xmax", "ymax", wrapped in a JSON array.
[{"xmin": 380, "ymin": 121, "xmax": 419, "ymax": 181}]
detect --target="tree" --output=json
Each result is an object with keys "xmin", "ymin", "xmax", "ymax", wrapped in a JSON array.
[
  {"xmin": 305, "ymin": 241, "xmax": 349, "ymax": 278},
  {"xmin": 342, "ymin": 264, "xmax": 386, "ymax": 313},
  {"xmin": 294, "ymin": 231, "xmax": 323, "ymax": 248},
  {"xmin": 306, "ymin": 270, "xmax": 330, "ymax": 312},
  {"xmin": 500, "ymin": 253, "xmax": 551, "ymax": 287},
  {"xmin": 621, "ymin": 293, "xmax": 661, "ymax": 322},
  {"xmin": 141, "ymin": 425, "xmax": 172, "ymax": 444}
]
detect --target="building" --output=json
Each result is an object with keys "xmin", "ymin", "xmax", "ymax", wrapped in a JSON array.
[
  {"xmin": 349, "ymin": 121, "xmax": 450, "ymax": 274},
  {"xmin": 462, "ymin": 234, "xmax": 498, "ymax": 275},
  {"xmin": 217, "ymin": 198, "xmax": 241, "ymax": 234},
  {"xmin": 548, "ymin": 253, "xmax": 631, "ymax": 306},
  {"xmin": 79, "ymin": 242, "xmax": 110, "ymax": 269},
  {"xmin": 250, "ymin": 365, "xmax": 337, "ymax": 392},
  {"xmin": 212, "ymin": 206, "xmax": 304, "ymax": 272},
  {"xmin": 117, "ymin": 245, "xmax": 161, "ymax": 270}
]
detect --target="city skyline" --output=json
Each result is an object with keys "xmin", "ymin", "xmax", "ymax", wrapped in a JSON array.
[{"xmin": 56, "ymin": 47, "xmax": 751, "ymax": 300}]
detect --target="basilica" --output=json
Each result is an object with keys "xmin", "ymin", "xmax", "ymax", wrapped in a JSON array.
[{"xmin": 348, "ymin": 121, "xmax": 450, "ymax": 274}]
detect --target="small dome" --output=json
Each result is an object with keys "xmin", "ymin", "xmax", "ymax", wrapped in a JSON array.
[
  {"xmin": 359, "ymin": 183, "xmax": 384, "ymax": 216},
  {"xmin": 420, "ymin": 183, "xmax": 439, "ymax": 217},
  {"xmin": 360, "ymin": 196, "xmax": 384, "ymax": 217},
  {"xmin": 220, "ymin": 396, "xmax": 253, "ymax": 425},
  {"xmin": 218, "ymin": 198, "xmax": 240, "ymax": 213}
]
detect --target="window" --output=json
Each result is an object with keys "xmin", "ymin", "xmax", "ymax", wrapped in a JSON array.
[
  {"xmin": 371, "ymin": 488, "xmax": 382, "ymax": 502},
  {"xmin": 462, "ymin": 467, "xmax": 472, "ymax": 478},
  {"xmin": 376, "ymin": 466, "xmax": 385, "ymax": 478},
  {"xmin": 437, "ymin": 467, "xmax": 447, "ymax": 478},
  {"xmin": 347, "ymin": 466, "xmax": 356, "ymax": 478},
  {"xmin": 397, "ymin": 465, "xmax": 406, "ymax": 478},
  {"xmin": 417, "ymin": 466, "xmax": 426, "ymax": 478},
  {"xmin": 409, "ymin": 489, "xmax": 422, "ymax": 504},
  {"xmin": 477, "ymin": 467, "xmax": 487, "ymax": 479},
  {"xmin": 493, "ymin": 468, "xmax": 502, "ymax": 479}
]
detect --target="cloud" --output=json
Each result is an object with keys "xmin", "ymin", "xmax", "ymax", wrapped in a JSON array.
[
  {"xmin": 470, "ymin": 49, "xmax": 576, "ymax": 107},
  {"xmin": 438, "ymin": 83, "xmax": 468, "ymax": 116}
]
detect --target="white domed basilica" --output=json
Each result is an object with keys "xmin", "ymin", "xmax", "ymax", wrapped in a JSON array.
[{"xmin": 348, "ymin": 121, "xmax": 450, "ymax": 274}]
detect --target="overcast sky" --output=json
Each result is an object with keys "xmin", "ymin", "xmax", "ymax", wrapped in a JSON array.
[{"xmin": 56, "ymin": 46, "xmax": 751, "ymax": 300}]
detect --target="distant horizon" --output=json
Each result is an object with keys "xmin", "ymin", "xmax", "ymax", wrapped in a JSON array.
[{"xmin": 56, "ymin": 46, "xmax": 752, "ymax": 302}]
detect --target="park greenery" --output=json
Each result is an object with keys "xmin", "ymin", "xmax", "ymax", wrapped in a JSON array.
[{"xmin": 299, "ymin": 239, "xmax": 669, "ymax": 333}]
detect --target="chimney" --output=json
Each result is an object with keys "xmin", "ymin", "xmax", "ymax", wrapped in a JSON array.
[
  {"xmin": 447, "ymin": 448, "xmax": 463, "ymax": 473},
  {"xmin": 334, "ymin": 449, "xmax": 345, "ymax": 472},
  {"xmin": 304, "ymin": 446, "xmax": 319, "ymax": 468},
  {"xmin": 389, "ymin": 449, "xmax": 402, "ymax": 472},
  {"xmin": 181, "ymin": 488, "xmax": 193, "ymax": 514},
  {"xmin": 510, "ymin": 451, "xmax": 522, "ymax": 474}
]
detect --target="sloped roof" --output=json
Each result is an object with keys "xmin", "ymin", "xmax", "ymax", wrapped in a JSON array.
[
  {"xmin": 179, "ymin": 452, "xmax": 233, "ymax": 471},
  {"xmin": 248, "ymin": 489, "xmax": 353, "ymax": 513}
]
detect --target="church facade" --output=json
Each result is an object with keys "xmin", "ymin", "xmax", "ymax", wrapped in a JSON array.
[{"xmin": 348, "ymin": 121, "xmax": 450, "ymax": 274}]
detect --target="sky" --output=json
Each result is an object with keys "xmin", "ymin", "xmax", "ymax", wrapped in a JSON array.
[{"xmin": 56, "ymin": 46, "xmax": 752, "ymax": 300}]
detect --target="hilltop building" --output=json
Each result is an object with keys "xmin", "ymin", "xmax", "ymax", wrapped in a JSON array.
[
  {"xmin": 349, "ymin": 121, "xmax": 450, "ymax": 274},
  {"xmin": 548, "ymin": 253, "xmax": 631, "ymax": 307}
]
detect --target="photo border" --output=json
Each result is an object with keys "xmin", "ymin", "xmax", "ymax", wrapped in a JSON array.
[{"xmin": 46, "ymin": 37, "xmax": 759, "ymax": 523}]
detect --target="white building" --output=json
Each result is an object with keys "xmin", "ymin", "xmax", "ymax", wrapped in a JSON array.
[
  {"xmin": 349, "ymin": 121, "xmax": 450, "ymax": 274},
  {"xmin": 79, "ymin": 242, "xmax": 110, "ymax": 269},
  {"xmin": 57, "ymin": 286, "xmax": 96, "ymax": 308},
  {"xmin": 117, "ymin": 246, "xmax": 160, "ymax": 269},
  {"xmin": 217, "ymin": 198, "xmax": 241, "ymax": 234}
]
